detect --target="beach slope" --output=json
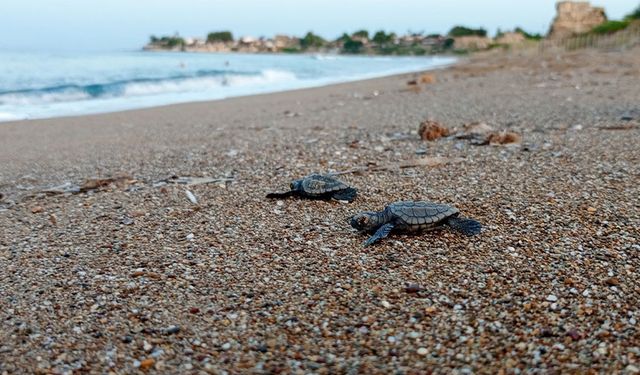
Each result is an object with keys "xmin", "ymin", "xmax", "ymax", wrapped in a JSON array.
[{"xmin": 1, "ymin": 48, "xmax": 639, "ymax": 373}]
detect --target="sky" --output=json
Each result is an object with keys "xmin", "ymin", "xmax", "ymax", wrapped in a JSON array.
[{"xmin": 1, "ymin": 0, "xmax": 636, "ymax": 52}]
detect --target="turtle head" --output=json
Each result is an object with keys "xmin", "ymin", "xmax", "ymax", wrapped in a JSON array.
[
  {"xmin": 350, "ymin": 212, "xmax": 379, "ymax": 232},
  {"xmin": 290, "ymin": 179, "xmax": 303, "ymax": 191}
]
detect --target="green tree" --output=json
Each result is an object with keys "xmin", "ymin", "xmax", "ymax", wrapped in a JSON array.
[
  {"xmin": 207, "ymin": 31, "xmax": 234, "ymax": 43},
  {"xmin": 443, "ymin": 38, "xmax": 455, "ymax": 49},
  {"xmin": 514, "ymin": 27, "xmax": 542, "ymax": 40},
  {"xmin": 447, "ymin": 26, "xmax": 487, "ymax": 37},
  {"xmin": 625, "ymin": 4, "xmax": 640, "ymax": 20},
  {"xmin": 352, "ymin": 29, "xmax": 369, "ymax": 39},
  {"xmin": 343, "ymin": 39, "xmax": 364, "ymax": 53},
  {"xmin": 159, "ymin": 36, "xmax": 185, "ymax": 48},
  {"xmin": 372, "ymin": 30, "xmax": 395, "ymax": 44},
  {"xmin": 336, "ymin": 33, "xmax": 351, "ymax": 43},
  {"xmin": 300, "ymin": 31, "xmax": 326, "ymax": 49},
  {"xmin": 591, "ymin": 20, "xmax": 630, "ymax": 34}
]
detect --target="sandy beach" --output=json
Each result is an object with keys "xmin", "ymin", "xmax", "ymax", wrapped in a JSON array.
[{"xmin": 1, "ymin": 47, "xmax": 639, "ymax": 373}]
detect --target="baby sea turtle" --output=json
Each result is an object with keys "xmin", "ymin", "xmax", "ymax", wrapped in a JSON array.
[
  {"xmin": 266, "ymin": 174, "xmax": 357, "ymax": 202},
  {"xmin": 350, "ymin": 201, "xmax": 481, "ymax": 246}
]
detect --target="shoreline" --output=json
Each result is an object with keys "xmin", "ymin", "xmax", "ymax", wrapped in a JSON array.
[{"xmin": 0, "ymin": 54, "xmax": 456, "ymax": 124}]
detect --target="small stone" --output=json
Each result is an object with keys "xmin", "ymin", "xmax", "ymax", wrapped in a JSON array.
[
  {"xmin": 164, "ymin": 325, "xmax": 180, "ymax": 335},
  {"xmin": 121, "ymin": 335, "xmax": 133, "ymax": 343},
  {"xmin": 121, "ymin": 216, "xmax": 134, "ymax": 225},
  {"xmin": 587, "ymin": 207, "xmax": 597, "ymax": 213},
  {"xmin": 381, "ymin": 300, "xmax": 391, "ymax": 309},
  {"xmin": 139, "ymin": 358, "xmax": 155, "ymax": 370},
  {"xmin": 553, "ymin": 343, "xmax": 566, "ymax": 351},
  {"xmin": 387, "ymin": 336, "xmax": 396, "ymax": 343},
  {"xmin": 404, "ymin": 284, "xmax": 423, "ymax": 293},
  {"xmin": 625, "ymin": 364, "xmax": 640, "ymax": 374},
  {"xmin": 419, "ymin": 120, "xmax": 450, "ymax": 141},
  {"xmin": 566, "ymin": 329, "xmax": 581, "ymax": 341},
  {"xmin": 605, "ymin": 277, "xmax": 620, "ymax": 286},
  {"xmin": 546, "ymin": 294, "xmax": 558, "ymax": 302},
  {"xmin": 417, "ymin": 347, "xmax": 428, "ymax": 356},
  {"xmin": 186, "ymin": 233, "xmax": 194, "ymax": 241},
  {"xmin": 189, "ymin": 307, "xmax": 200, "ymax": 314},
  {"xmin": 221, "ymin": 342, "xmax": 231, "ymax": 351},
  {"xmin": 185, "ymin": 190, "xmax": 198, "ymax": 204},
  {"xmin": 143, "ymin": 341, "xmax": 152, "ymax": 351},
  {"xmin": 31, "ymin": 206, "xmax": 44, "ymax": 214},
  {"xmin": 131, "ymin": 210, "xmax": 145, "ymax": 217}
]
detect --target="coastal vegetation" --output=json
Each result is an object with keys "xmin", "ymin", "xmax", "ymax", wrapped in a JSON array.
[
  {"xmin": 144, "ymin": 3, "xmax": 640, "ymax": 55},
  {"xmin": 299, "ymin": 32, "xmax": 326, "ymax": 50},
  {"xmin": 148, "ymin": 35, "xmax": 185, "ymax": 48},
  {"xmin": 207, "ymin": 31, "xmax": 233, "ymax": 43},
  {"xmin": 591, "ymin": 20, "xmax": 631, "ymax": 34},
  {"xmin": 625, "ymin": 4, "xmax": 640, "ymax": 20},
  {"xmin": 447, "ymin": 26, "xmax": 487, "ymax": 37},
  {"xmin": 588, "ymin": 4, "xmax": 640, "ymax": 35}
]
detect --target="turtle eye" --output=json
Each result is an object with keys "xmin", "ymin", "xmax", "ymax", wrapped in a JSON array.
[
  {"xmin": 290, "ymin": 183, "xmax": 294, "ymax": 189},
  {"xmin": 359, "ymin": 216, "xmax": 368, "ymax": 225}
]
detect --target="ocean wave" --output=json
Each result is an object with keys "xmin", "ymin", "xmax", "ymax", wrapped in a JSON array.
[{"xmin": 0, "ymin": 69, "xmax": 297, "ymax": 106}]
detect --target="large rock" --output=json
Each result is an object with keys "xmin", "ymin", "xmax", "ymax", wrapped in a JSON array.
[
  {"xmin": 495, "ymin": 32, "xmax": 526, "ymax": 45},
  {"xmin": 453, "ymin": 36, "xmax": 493, "ymax": 51},
  {"xmin": 548, "ymin": 1, "xmax": 607, "ymax": 39}
]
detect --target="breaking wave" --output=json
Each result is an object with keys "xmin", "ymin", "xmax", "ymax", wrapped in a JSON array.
[{"xmin": 0, "ymin": 69, "xmax": 296, "ymax": 106}]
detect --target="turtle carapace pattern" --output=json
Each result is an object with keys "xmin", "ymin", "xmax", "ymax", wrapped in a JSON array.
[
  {"xmin": 350, "ymin": 201, "xmax": 481, "ymax": 246},
  {"xmin": 266, "ymin": 174, "xmax": 357, "ymax": 202}
]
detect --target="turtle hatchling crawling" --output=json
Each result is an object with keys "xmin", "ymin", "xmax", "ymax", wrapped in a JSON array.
[
  {"xmin": 266, "ymin": 174, "xmax": 357, "ymax": 202},
  {"xmin": 350, "ymin": 201, "xmax": 481, "ymax": 246}
]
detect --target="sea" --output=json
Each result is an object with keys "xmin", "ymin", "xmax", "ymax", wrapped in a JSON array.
[{"xmin": 0, "ymin": 51, "xmax": 455, "ymax": 122}]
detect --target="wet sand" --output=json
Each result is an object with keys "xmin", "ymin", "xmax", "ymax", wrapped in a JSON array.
[{"xmin": 1, "ymin": 48, "xmax": 639, "ymax": 373}]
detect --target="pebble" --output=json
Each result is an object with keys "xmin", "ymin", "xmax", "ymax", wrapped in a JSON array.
[
  {"xmin": 625, "ymin": 364, "xmax": 640, "ymax": 374},
  {"xmin": 221, "ymin": 343, "xmax": 231, "ymax": 351},
  {"xmin": 546, "ymin": 295, "xmax": 558, "ymax": 302},
  {"xmin": 185, "ymin": 190, "xmax": 198, "ymax": 204},
  {"xmin": 140, "ymin": 358, "xmax": 156, "ymax": 370},
  {"xmin": 164, "ymin": 326, "xmax": 180, "ymax": 335},
  {"xmin": 381, "ymin": 300, "xmax": 391, "ymax": 309},
  {"xmin": 417, "ymin": 347, "xmax": 429, "ymax": 356}
]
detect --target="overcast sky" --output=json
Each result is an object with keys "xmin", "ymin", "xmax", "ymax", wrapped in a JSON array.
[{"xmin": 1, "ymin": 0, "xmax": 636, "ymax": 52}]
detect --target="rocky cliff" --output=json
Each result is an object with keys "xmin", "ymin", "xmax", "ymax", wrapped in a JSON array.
[{"xmin": 548, "ymin": 1, "xmax": 607, "ymax": 39}]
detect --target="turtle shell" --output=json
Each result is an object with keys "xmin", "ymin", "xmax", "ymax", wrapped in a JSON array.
[
  {"xmin": 389, "ymin": 201, "xmax": 458, "ymax": 226},
  {"xmin": 301, "ymin": 174, "xmax": 350, "ymax": 195}
]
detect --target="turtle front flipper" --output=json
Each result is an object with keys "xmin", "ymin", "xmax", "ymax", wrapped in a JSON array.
[
  {"xmin": 266, "ymin": 191, "xmax": 296, "ymax": 199},
  {"xmin": 445, "ymin": 216, "xmax": 482, "ymax": 236},
  {"xmin": 331, "ymin": 187, "xmax": 357, "ymax": 202},
  {"xmin": 364, "ymin": 223, "xmax": 395, "ymax": 247}
]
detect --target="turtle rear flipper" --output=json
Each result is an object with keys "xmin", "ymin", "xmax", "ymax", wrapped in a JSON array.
[
  {"xmin": 266, "ymin": 191, "xmax": 296, "ymax": 199},
  {"xmin": 331, "ymin": 187, "xmax": 357, "ymax": 202},
  {"xmin": 445, "ymin": 216, "xmax": 482, "ymax": 236}
]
